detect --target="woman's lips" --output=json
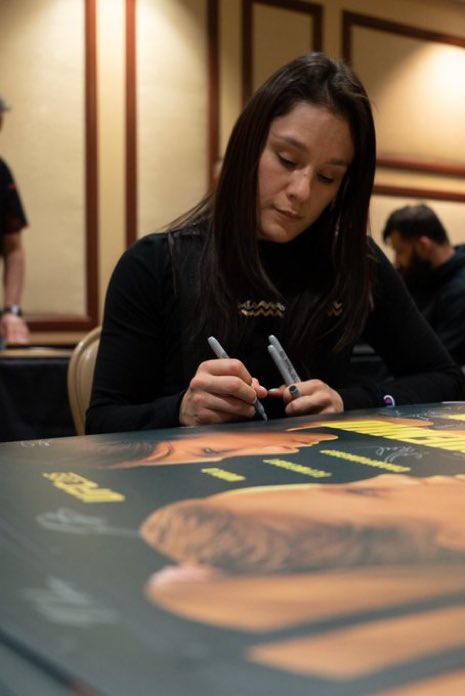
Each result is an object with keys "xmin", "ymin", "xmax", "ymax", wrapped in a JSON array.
[{"xmin": 274, "ymin": 207, "xmax": 302, "ymax": 221}]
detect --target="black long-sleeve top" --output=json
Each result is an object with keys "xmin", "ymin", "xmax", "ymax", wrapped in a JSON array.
[
  {"xmin": 86, "ymin": 227, "xmax": 465, "ymax": 434},
  {"xmin": 0, "ymin": 158, "xmax": 28, "ymax": 240},
  {"xmin": 409, "ymin": 245, "xmax": 465, "ymax": 365}
]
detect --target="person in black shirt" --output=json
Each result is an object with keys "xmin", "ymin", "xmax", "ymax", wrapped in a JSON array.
[
  {"xmin": 87, "ymin": 53, "xmax": 465, "ymax": 434},
  {"xmin": 382, "ymin": 203, "xmax": 465, "ymax": 366},
  {"xmin": 0, "ymin": 94, "xmax": 29, "ymax": 346}
]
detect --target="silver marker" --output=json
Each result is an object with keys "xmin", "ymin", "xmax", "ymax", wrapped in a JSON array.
[
  {"xmin": 268, "ymin": 335, "xmax": 301, "ymax": 383},
  {"xmin": 207, "ymin": 336, "xmax": 268, "ymax": 421}
]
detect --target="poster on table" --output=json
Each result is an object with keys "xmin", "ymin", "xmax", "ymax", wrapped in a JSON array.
[{"xmin": 1, "ymin": 402, "xmax": 465, "ymax": 695}]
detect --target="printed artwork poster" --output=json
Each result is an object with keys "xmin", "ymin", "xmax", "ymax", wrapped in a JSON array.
[{"xmin": 1, "ymin": 403, "xmax": 465, "ymax": 695}]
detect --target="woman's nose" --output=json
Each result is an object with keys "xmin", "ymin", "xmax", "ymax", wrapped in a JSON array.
[{"xmin": 287, "ymin": 170, "xmax": 311, "ymax": 201}]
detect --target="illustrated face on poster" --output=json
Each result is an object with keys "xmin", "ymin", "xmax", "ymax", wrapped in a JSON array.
[
  {"xmin": 139, "ymin": 474, "xmax": 465, "ymax": 683},
  {"xmin": 58, "ymin": 413, "xmax": 465, "ymax": 470},
  {"xmin": 141, "ymin": 473, "xmax": 465, "ymax": 576},
  {"xmin": 107, "ymin": 415, "xmax": 441, "ymax": 468},
  {"xmin": 111, "ymin": 429, "xmax": 338, "ymax": 466}
]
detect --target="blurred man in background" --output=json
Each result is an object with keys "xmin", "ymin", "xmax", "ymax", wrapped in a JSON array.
[
  {"xmin": 0, "ymin": 94, "xmax": 29, "ymax": 346},
  {"xmin": 382, "ymin": 203, "xmax": 465, "ymax": 366}
]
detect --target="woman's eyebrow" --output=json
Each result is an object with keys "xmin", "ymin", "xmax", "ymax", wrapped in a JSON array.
[
  {"xmin": 271, "ymin": 134, "xmax": 351, "ymax": 167},
  {"xmin": 272, "ymin": 133, "xmax": 308, "ymax": 153}
]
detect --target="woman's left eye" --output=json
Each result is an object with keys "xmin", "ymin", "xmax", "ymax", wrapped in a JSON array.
[{"xmin": 318, "ymin": 173, "xmax": 335, "ymax": 184}]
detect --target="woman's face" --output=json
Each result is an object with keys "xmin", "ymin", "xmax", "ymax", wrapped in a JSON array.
[{"xmin": 257, "ymin": 102, "xmax": 354, "ymax": 243}]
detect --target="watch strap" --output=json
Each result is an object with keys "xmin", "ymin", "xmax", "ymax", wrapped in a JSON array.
[{"xmin": 3, "ymin": 305, "xmax": 23, "ymax": 317}]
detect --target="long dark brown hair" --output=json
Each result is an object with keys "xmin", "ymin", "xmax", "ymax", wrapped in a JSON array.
[{"xmin": 169, "ymin": 52, "xmax": 376, "ymax": 355}]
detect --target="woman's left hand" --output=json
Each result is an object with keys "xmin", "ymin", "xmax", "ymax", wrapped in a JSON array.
[{"xmin": 269, "ymin": 379, "xmax": 343, "ymax": 415}]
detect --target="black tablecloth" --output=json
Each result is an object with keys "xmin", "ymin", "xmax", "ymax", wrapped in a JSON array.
[{"xmin": 0, "ymin": 351, "xmax": 75, "ymax": 441}]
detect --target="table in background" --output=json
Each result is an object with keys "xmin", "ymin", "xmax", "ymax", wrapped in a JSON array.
[
  {"xmin": 0, "ymin": 341, "xmax": 387, "ymax": 443},
  {"xmin": 0, "ymin": 347, "xmax": 75, "ymax": 441}
]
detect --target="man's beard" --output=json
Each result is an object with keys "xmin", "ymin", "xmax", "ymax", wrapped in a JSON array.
[{"xmin": 398, "ymin": 253, "xmax": 433, "ymax": 307}]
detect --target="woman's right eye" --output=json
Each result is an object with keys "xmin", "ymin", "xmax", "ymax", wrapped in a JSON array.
[{"xmin": 278, "ymin": 154, "xmax": 295, "ymax": 169}]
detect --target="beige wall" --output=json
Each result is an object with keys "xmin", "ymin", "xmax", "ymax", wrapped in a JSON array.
[
  {"xmin": 136, "ymin": 0, "xmax": 208, "ymax": 237},
  {"xmin": 96, "ymin": 0, "xmax": 127, "ymax": 311},
  {"xmin": 0, "ymin": 0, "xmax": 85, "ymax": 315},
  {"xmin": 1, "ymin": 0, "xmax": 464, "ymax": 340}
]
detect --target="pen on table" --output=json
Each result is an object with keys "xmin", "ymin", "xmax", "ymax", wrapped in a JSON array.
[
  {"xmin": 207, "ymin": 336, "xmax": 268, "ymax": 422},
  {"xmin": 267, "ymin": 335, "xmax": 301, "ymax": 400}
]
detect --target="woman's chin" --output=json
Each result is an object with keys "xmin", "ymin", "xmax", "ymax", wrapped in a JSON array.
[{"xmin": 257, "ymin": 226, "xmax": 300, "ymax": 244}]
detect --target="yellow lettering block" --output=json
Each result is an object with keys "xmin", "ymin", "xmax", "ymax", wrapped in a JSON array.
[
  {"xmin": 42, "ymin": 472, "xmax": 124, "ymax": 503},
  {"xmin": 320, "ymin": 449, "xmax": 410, "ymax": 473},
  {"xmin": 201, "ymin": 467, "xmax": 246, "ymax": 482},
  {"xmin": 263, "ymin": 459, "xmax": 331, "ymax": 478}
]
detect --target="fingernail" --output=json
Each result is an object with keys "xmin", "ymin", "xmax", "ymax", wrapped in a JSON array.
[{"xmin": 289, "ymin": 384, "xmax": 300, "ymax": 400}]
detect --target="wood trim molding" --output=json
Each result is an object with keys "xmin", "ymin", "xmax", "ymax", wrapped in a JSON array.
[
  {"xmin": 29, "ymin": 0, "xmax": 99, "ymax": 334},
  {"xmin": 207, "ymin": 0, "xmax": 220, "ymax": 187},
  {"xmin": 242, "ymin": 0, "xmax": 323, "ymax": 104},
  {"xmin": 27, "ymin": 315, "xmax": 97, "ymax": 331},
  {"xmin": 376, "ymin": 157, "xmax": 465, "ymax": 179},
  {"xmin": 342, "ymin": 10, "xmax": 465, "ymax": 200},
  {"xmin": 125, "ymin": 0, "xmax": 137, "ymax": 248},
  {"xmin": 343, "ymin": 11, "xmax": 465, "ymax": 61},
  {"xmin": 374, "ymin": 184, "xmax": 465, "ymax": 203},
  {"xmin": 207, "ymin": 0, "xmax": 220, "ymax": 188},
  {"xmin": 84, "ymin": 0, "xmax": 99, "ymax": 327}
]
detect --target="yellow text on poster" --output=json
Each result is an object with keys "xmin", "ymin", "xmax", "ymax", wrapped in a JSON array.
[{"xmin": 43, "ymin": 472, "xmax": 125, "ymax": 503}]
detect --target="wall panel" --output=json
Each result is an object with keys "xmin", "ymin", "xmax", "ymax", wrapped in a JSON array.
[
  {"xmin": 242, "ymin": 0, "xmax": 322, "ymax": 102},
  {"xmin": 0, "ymin": 0, "xmax": 98, "ymax": 331},
  {"xmin": 343, "ymin": 11, "xmax": 465, "ymax": 206},
  {"xmin": 135, "ymin": 0, "xmax": 209, "ymax": 239}
]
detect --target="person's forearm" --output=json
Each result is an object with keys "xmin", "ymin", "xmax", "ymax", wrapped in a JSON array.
[{"xmin": 3, "ymin": 244, "xmax": 25, "ymax": 306}]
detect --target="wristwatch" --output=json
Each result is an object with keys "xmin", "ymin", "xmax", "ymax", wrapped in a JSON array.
[{"xmin": 2, "ymin": 305, "xmax": 23, "ymax": 317}]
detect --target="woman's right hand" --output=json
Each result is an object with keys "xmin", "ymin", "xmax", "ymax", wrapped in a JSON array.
[{"xmin": 179, "ymin": 358, "xmax": 267, "ymax": 426}]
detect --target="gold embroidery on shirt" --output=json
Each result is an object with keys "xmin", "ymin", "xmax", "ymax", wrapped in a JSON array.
[
  {"xmin": 238, "ymin": 300, "xmax": 286, "ymax": 318},
  {"xmin": 328, "ymin": 301, "xmax": 343, "ymax": 317}
]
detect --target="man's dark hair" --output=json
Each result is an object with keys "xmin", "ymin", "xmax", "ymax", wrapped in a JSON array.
[{"xmin": 382, "ymin": 204, "xmax": 449, "ymax": 245}]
